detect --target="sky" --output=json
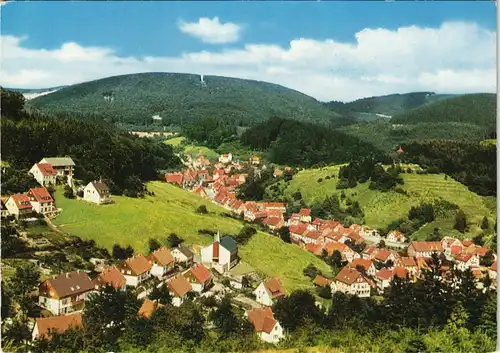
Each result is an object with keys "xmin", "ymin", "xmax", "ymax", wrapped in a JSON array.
[{"xmin": 0, "ymin": 1, "xmax": 496, "ymax": 102}]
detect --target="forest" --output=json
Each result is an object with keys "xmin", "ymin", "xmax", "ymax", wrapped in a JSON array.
[{"xmin": 1, "ymin": 88, "xmax": 181, "ymax": 196}]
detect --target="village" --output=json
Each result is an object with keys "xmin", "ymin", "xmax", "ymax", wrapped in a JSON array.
[{"xmin": 1, "ymin": 151, "xmax": 497, "ymax": 346}]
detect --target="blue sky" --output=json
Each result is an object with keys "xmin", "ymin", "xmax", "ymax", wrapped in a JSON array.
[{"xmin": 1, "ymin": 1, "xmax": 496, "ymax": 101}]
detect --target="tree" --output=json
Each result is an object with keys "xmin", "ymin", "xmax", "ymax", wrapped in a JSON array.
[
  {"xmin": 317, "ymin": 285, "xmax": 332, "ymax": 299},
  {"xmin": 148, "ymin": 238, "xmax": 162, "ymax": 252},
  {"xmin": 196, "ymin": 205, "xmax": 208, "ymax": 214},
  {"xmin": 453, "ymin": 210, "xmax": 467, "ymax": 233},
  {"xmin": 378, "ymin": 239, "xmax": 386, "ymax": 248},
  {"xmin": 277, "ymin": 227, "xmax": 291, "ymax": 243},
  {"xmin": 303, "ymin": 264, "xmax": 320, "ymax": 280},
  {"xmin": 480, "ymin": 216, "xmax": 489, "ymax": 230},
  {"xmin": 209, "ymin": 296, "xmax": 241, "ymax": 337},
  {"xmin": 241, "ymin": 276, "xmax": 251, "ymax": 288},
  {"xmin": 112, "ymin": 244, "xmax": 134, "ymax": 260},
  {"xmin": 166, "ymin": 233, "xmax": 184, "ymax": 248},
  {"xmin": 11, "ymin": 263, "xmax": 40, "ymax": 299},
  {"xmin": 148, "ymin": 284, "xmax": 172, "ymax": 306},
  {"xmin": 234, "ymin": 226, "xmax": 256, "ymax": 245},
  {"xmin": 63, "ymin": 185, "xmax": 75, "ymax": 199},
  {"xmin": 273, "ymin": 290, "xmax": 324, "ymax": 331},
  {"xmin": 480, "ymin": 250, "xmax": 495, "ymax": 267}
]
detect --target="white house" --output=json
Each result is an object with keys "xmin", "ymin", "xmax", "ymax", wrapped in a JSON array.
[
  {"xmin": 38, "ymin": 271, "xmax": 95, "ymax": 315},
  {"xmin": 254, "ymin": 277, "xmax": 286, "ymax": 306},
  {"xmin": 247, "ymin": 307, "xmax": 284, "ymax": 344},
  {"xmin": 29, "ymin": 163, "xmax": 57, "ymax": 187},
  {"xmin": 183, "ymin": 264, "xmax": 213, "ymax": 293},
  {"xmin": 27, "ymin": 187, "xmax": 56, "ymax": 215},
  {"xmin": 5, "ymin": 194, "xmax": 33, "ymax": 219},
  {"xmin": 407, "ymin": 241, "xmax": 444, "ymax": 258},
  {"xmin": 201, "ymin": 233, "xmax": 239, "ymax": 273},
  {"xmin": 32, "ymin": 313, "xmax": 83, "ymax": 341},
  {"xmin": 39, "ymin": 157, "xmax": 75, "ymax": 177},
  {"xmin": 118, "ymin": 254, "xmax": 152, "ymax": 287},
  {"xmin": 168, "ymin": 274, "xmax": 192, "ymax": 307},
  {"xmin": 147, "ymin": 247, "xmax": 175, "ymax": 278},
  {"xmin": 1, "ymin": 199, "xmax": 9, "ymax": 218},
  {"xmin": 170, "ymin": 245, "xmax": 194, "ymax": 267},
  {"xmin": 387, "ymin": 230, "xmax": 406, "ymax": 243},
  {"xmin": 334, "ymin": 267, "xmax": 375, "ymax": 298},
  {"xmin": 218, "ymin": 153, "xmax": 233, "ymax": 164},
  {"xmin": 83, "ymin": 181, "xmax": 112, "ymax": 204},
  {"xmin": 454, "ymin": 254, "xmax": 480, "ymax": 271}
]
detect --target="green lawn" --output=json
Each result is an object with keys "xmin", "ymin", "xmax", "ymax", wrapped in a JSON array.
[
  {"xmin": 274, "ymin": 166, "xmax": 496, "ymax": 237},
  {"xmin": 53, "ymin": 182, "xmax": 327, "ymax": 292},
  {"xmin": 164, "ymin": 137, "xmax": 219, "ymax": 160}
]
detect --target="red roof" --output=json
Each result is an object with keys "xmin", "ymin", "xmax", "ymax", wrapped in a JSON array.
[
  {"xmin": 188, "ymin": 264, "xmax": 212, "ymax": 284},
  {"xmin": 396, "ymin": 146, "xmax": 404, "ymax": 153},
  {"xmin": 9, "ymin": 194, "xmax": 32, "ymax": 210},
  {"xmin": 399, "ymin": 257, "xmax": 417, "ymax": 267},
  {"xmin": 138, "ymin": 299, "xmax": 160, "ymax": 319},
  {"xmin": 305, "ymin": 243, "xmax": 323, "ymax": 256},
  {"xmin": 462, "ymin": 240, "xmax": 473, "ymax": 247},
  {"xmin": 490, "ymin": 260, "xmax": 497, "ymax": 271},
  {"xmin": 166, "ymin": 173, "xmax": 183, "ymax": 185},
  {"xmin": 262, "ymin": 202, "xmax": 286, "ymax": 210},
  {"xmin": 348, "ymin": 259, "xmax": 373, "ymax": 271},
  {"xmin": 394, "ymin": 266, "xmax": 409, "ymax": 279},
  {"xmin": 312, "ymin": 218, "xmax": 322, "ymax": 225},
  {"xmin": 122, "ymin": 254, "xmax": 152, "ymax": 276},
  {"xmin": 410, "ymin": 241, "xmax": 443, "ymax": 253},
  {"xmin": 264, "ymin": 277, "xmax": 286, "ymax": 299},
  {"xmin": 148, "ymin": 246, "xmax": 174, "ymax": 267},
  {"xmin": 35, "ymin": 163, "xmax": 57, "ymax": 177},
  {"xmin": 454, "ymin": 253, "xmax": 476, "ymax": 263},
  {"xmin": 305, "ymin": 230, "xmax": 322, "ymax": 240},
  {"xmin": 289, "ymin": 223, "xmax": 308, "ymax": 235},
  {"xmin": 254, "ymin": 211, "xmax": 268, "ymax": 219},
  {"xmin": 264, "ymin": 217, "xmax": 282, "ymax": 227},
  {"xmin": 35, "ymin": 313, "xmax": 82, "ymax": 340},
  {"xmin": 28, "ymin": 187, "xmax": 54, "ymax": 203},
  {"xmin": 336, "ymin": 267, "xmax": 362, "ymax": 285},
  {"xmin": 314, "ymin": 275, "xmax": 333, "ymax": 287},
  {"xmin": 324, "ymin": 242, "xmax": 347, "ymax": 255},
  {"xmin": 299, "ymin": 208, "xmax": 311, "ymax": 216},
  {"xmin": 374, "ymin": 249, "xmax": 392, "ymax": 262},
  {"xmin": 376, "ymin": 268, "xmax": 394, "ymax": 281},
  {"xmin": 168, "ymin": 275, "xmax": 192, "ymax": 297},
  {"xmin": 247, "ymin": 307, "xmax": 278, "ymax": 334},
  {"xmin": 95, "ymin": 265, "xmax": 126, "ymax": 289}
]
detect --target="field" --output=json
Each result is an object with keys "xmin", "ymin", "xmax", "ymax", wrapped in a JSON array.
[
  {"xmin": 273, "ymin": 165, "xmax": 495, "ymax": 240},
  {"xmin": 53, "ymin": 182, "xmax": 329, "ymax": 292},
  {"xmin": 164, "ymin": 137, "xmax": 219, "ymax": 160}
]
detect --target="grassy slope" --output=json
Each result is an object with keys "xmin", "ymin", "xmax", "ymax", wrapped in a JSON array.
[
  {"xmin": 164, "ymin": 137, "xmax": 219, "ymax": 160},
  {"xmin": 272, "ymin": 165, "xmax": 495, "ymax": 240},
  {"xmin": 28, "ymin": 72, "xmax": 340, "ymax": 126},
  {"xmin": 53, "ymin": 182, "xmax": 330, "ymax": 292}
]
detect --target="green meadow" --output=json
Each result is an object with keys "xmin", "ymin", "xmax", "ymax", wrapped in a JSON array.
[
  {"xmin": 164, "ymin": 137, "xmax": 219, "ymax": 160},
  {"xmin": 53, "ymin": 182, "xmax": 329, "ymax": 292}
]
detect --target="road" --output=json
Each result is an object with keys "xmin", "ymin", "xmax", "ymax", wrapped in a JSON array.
[{"xmin": 363, "ymin": 235, "xmax": 409, "ymax": 249}]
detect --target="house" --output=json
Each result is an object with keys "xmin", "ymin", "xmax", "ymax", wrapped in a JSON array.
[
  {"xmin": 147, "ymin": 246, "xmax": 175, "ymax": 278},
  {"xmin": 375, "ymin": 267, "xmax": 409, "ymax": 292},
  {"xmin": 83, "ymin": 181, "xmax": 112, "ymax": 204},
  {"xmin": 6, "ymin": 194, "xmax": 33, "ymax": 219},
  {"xmin": 165, "ymin": 173, "xmax": 184, "ymax": 185},
  {"xmin": 373, "ymin": 249, "xmax": 399, "ymax": 266},
  {"xmin": 262, "ymin": 202, "xmax": 286, "ymax": 214},
  {"xmin": 273, "ymin": 169, "xmax": 283, "ymax": 178},
  {"xmin": 324, "ymin": 242, "xmax": 360, "ymax": 263},
  {"xmin": 171, "ymin": 244, "xmax": 194, "ymax": 266},
  {"xmin": 441, "ymin": 237, "xmax": 465, "ymax": 257},
  {"xmin": 39, "ymin": 157, "xmax": 75, "ymax": 177},
  {"xmin": 488, "ymin": 261, "xmax": 497, "ymax": 286},
  {"xmin": 335, "ymin": 267, "xmax": 375, "ymax": 298},
  {"xmin": 263, "ymin": 217, "xmax": 285, "ymax": 231},
  {"xmin": 254, "ymin": 277, "xmax": 286, "ymax": 306},
  {"xmin": 289, "ymin": 223, "xmax": 309, "ymax": 244},
  {"xmin": 201, "ymin": 233, "xmax": 239, "ymax": 273},
  {"xmin": 387, "ymin": 231, "xmax": 406, "ymax": 243},
  {"xmin": 29, "ymin": 163, "xmax": 57, "ymax": 187},
  {"xmin": 313, "ymin": 275, "xmax": 335, "ymax": 292},
  {"xmin": 304, "ymin": 243, "xmax": 324, "ymax": 256},
  {"xmin": 218, "ymin": 153, "xmax": 233, "ymax": 164},
  {"xmin": 250, "ymin": 155, "xmax": 261, "ymax": 165},
  {"xmin": 247, "ymin": 307, "xmax": 284, "ymax": 344},
  {"xmin": 298, "ymin": 208, "xmax": 312, "ymax": 223},
  {"xmin": 38, "ymin": 271, "xmax": 95, "ymax": 315},
  {"xmin": 32, "ymin": 313, "xmax": 83, "ymax": 341},
  {"xmin": 118, "ymin": 253, "xmax": 152, "ymax": 287},
  {"xmin": 454, "ymin": 253, "xmax": 480, "ymax": 271},
  {"xmin": 27, "ymin": 187, "xmax": 56, "ymax": 215},
  {"xmin": 362, "ymin": 245, "xmax": 378, "ymax": 260},
  {"xmin": 138, "ymin": 298, "xmax": 161, "ymax": 319},
  {"xmin": 397, "ymin": 257, "xmax": 419, "ymax": 279},
  {"xmin": 183, "ymin": 264, "xmax": 213, "ymax": 293},
  {"xmin": 347, "ymin": 259, "xmax": 377, "ymax": 277},
  {"xmin": 94, "ymin": 265, "xmax": 127, "ymax": 291},
  {"xmin": 407, "ymin": 241, "xmax": 444, "ymax": 258},
  {"xmin": 168, "ymin": 274, "xmax": 192, "ymax": 307},
  {"xmin": 1, "ymin": 199, "xmax": 9, "ymax": 218}
]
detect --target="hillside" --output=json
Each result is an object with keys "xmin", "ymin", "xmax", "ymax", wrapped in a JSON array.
[
  {"xmin": 269, "ymin": 165, "xmax": 496, "ymax": 244},
  {"xmin": 390, "ymin": 93, "xmax": 496, "ymax": 126},
  {"xmin": 326, "ymin": 92, "xmax": 457, "ymax": 119},
  {"xmin": 53, "ymin": 181, "xmax": 332, "ymax": 292},
  {"xmin": 28, "ymin": 72, "xmax": 341, "ymax": 127}
]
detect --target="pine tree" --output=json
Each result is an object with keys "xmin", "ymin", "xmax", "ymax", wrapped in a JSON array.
[{"xmin": 454, "ymin": 210, "xmax": 467, "ymax": 233}]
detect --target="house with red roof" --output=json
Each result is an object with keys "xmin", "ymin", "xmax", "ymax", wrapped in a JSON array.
[
  {"xmin": 407, "ymin": 241, "xmax": 444, "ymax": 258},
  {"xmin": 324, "ymin": 242, "xmax": 360, "ymax": 263},
  {"xmin": 373, "ymin": 249, "xmax": 399, "ymax": 266},
  {"xmin": 1, "ymin": 198, "xmax": 9, "ymax": 218},
  {"xmin": 138, "ymin": 298, "xmax": 161, "ymax": 319},
  {"xmin": 397, "ymin": 257, "xmax": 419, "ymax": 279},
  {"xmin": 289, "ymin": 223, "xmax": 309, "ymax": 244},
  {"xmin": 6, "ymin": 193, "xmax": 33, "ymax": 219},
  {"xmin": 334, "ymin": 267, "xmax": 375, "ymax": 298},
  {"xmin": 441, "ymin": 237, "xmax": 465, "ymax": 257},
  {"xmin": 304, "ymin": 243, "xmax": 324, "ymax": 256},
  {"xmin": 261, "ymin": 202, "xmax": 286, "ymax": 213},
  {"xmin": 183, "ymin": 264, "xmax": 213, "ymax": 293},
  {"xmin": 387, "ymin": 230, "xmax": 406, "ymax": 243},
  {"xmin": 298, "ymin": 208, "xmax": 312, "ymax": 223},
  {"xmin": 453, "ymin": 253, "xmax": 480, "ymax": 271},
  {"xmin": 375, "ymin": 267, "xmax": 409, "ymax": 292},
  {"xmin": 263, "ymin": 216, "xmax": 285, "ymax": 231},
  {"xmin": 165, "ymin": 173, "xmax": 184, "ymax": 185},
  {"xmin": 246, "ymin": 307, "xmax": 284, "ymax": 344},
  {"xmin": 254, "ymin": 277, "xmax": 286, "ymax": 306},
  {"xmin": 362, "ymin": 245, "xmax": 378, "ymax": 260},
  {"xmin": 29, "ymin": 163, "xmax": 57, "ymax": 187},
  {"xmin": 27, "ymin": 187, "xmax": 56, "ymax": 215},
  {"xmin": 347, "ymin": 258, "xmax": 377, "ymax": 277},
  {"xmin": 313, "ymin": 275, "xmax": 334, "ymax": 292},
  {"xmin": 147, "ymin": 247, "xmax": 175, "ymax": 278},
  {"xmin": 94, "ymin": 265, "xmax": 127, "ymax": 291},
  {"xmin": 168, "ymin": 274, "xmax": 192, "ymax": 307},
  {"xmin": 229, "ymin": 199, "xmax": 245, "ymax": 215},
  {"xmin": 218, "ymin": 153, "xmax": 233, "ymax": 164},
  {"xmin": 287, "ymin": 213, "xmax": 301, "ymax": 226},
  {"xmin": 32, "ymin": 313, "xmax": 82, "ymax": 341},
  {"xmin": 303, "ymin": 230, "xmax": 323, "ymax": 245},
  {"xmin": 118, "ymin": 253, "xmax": 152, "ymax": 287}
]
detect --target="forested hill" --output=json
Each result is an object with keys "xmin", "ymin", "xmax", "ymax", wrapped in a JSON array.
[
  {"xmin": 391, "ymin": 93, "xmax": 496, "ymax": 126},
  {"xmin": 326, "ymin": 92, "xmax": 457, "ymax": 119},
  {"xmin": 1, "ymin": 88, "xmax": 181, "ymax": 197},
  {"xmin": 27, "ymin": 72, "xmax": 341, "ymax": 127}
]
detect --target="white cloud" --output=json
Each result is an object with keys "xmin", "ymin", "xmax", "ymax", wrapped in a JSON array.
[
  {"xmin": 178, "ymin": 17, "xmax": 242, "ymax": 44},
  {"xmin": 0, "ymin": 21, "xmax": 495, "ymax": 101}
]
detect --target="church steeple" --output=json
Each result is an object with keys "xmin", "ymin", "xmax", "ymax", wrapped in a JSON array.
[{"xmin": 214, "ymin": 230, "xmax": 220, "ymax": 243}]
